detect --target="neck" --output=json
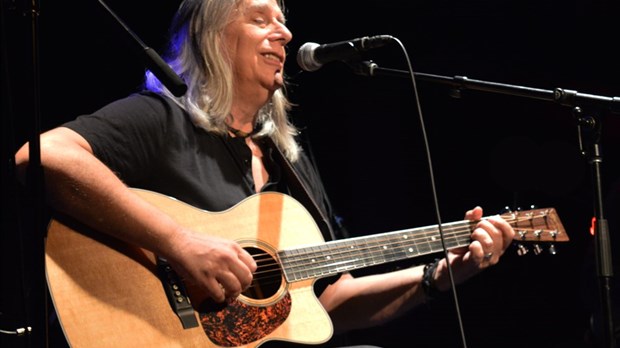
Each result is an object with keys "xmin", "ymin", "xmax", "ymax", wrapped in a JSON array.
[
  {"xmin": 231, "ymin": 85, "xmax": 273, "ymax": 122},
  {"xmin": 226, "ymin": 124, "xmax": 257, "ymax": 138},
  {"xmin": 229, "ymin": 99, "xmax": 267, "ymax": 135},
  {"xmin": 227, "ymin": 112, "xmax": 255, "ymax": 135}
]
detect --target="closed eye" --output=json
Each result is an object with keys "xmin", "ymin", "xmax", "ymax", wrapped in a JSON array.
[{"xmin": 253, "ymin": 16, "xmax": 266, "ymax": 25}]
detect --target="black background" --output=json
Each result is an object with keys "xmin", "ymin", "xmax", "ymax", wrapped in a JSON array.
[{"xmin": 2, "ymin": 0, "xmax": 620, "ymax": 347}]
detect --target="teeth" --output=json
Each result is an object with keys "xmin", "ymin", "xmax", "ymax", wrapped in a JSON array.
[{"xmin": 263, "ymin": 53, "xmax": 280, "ymax": 62}]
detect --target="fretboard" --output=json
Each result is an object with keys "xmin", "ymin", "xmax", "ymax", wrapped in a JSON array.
[{"xmin": 278, "ymin": 220, "xmax": 475, "ymax": 282}]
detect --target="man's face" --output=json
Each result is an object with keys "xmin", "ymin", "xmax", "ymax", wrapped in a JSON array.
[{"xmin": 223, "ymin": 0, "xmax": 292, "ymax": 96}]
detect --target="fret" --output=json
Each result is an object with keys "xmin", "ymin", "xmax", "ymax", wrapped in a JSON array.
[
  {"xmin": 401, "ymin": 230, "xmax": 421, "ymax": 257},
  {"xmin": 280, "ymin": 223, "xmax": 474, "ymax": 282},
  {"xmin": 381, "ymin": 233, "xmax": 409, "ymax": 264},
  {"xmin": 415, "ymin": 227, "xmax": 435, "ymax": 255}
]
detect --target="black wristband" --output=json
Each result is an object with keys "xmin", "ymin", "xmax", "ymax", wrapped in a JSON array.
[{"xmin": 422, "ymin": 258, "xmax": 441, "ymax": 300}]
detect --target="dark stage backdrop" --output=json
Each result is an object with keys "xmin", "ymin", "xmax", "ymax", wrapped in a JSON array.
[{"xmin": 2, "ymin": 1, "xmax": 620, "ymax": 347}]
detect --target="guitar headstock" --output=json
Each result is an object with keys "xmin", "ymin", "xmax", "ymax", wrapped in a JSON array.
[{"xmin": 500, "ymin": 207, "xmax": 569, "ymax": 256}]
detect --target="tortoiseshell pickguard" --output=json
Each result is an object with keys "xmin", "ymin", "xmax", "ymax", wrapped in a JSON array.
[{"xmin": 200, "ymin": 294, "xmax": 292, "ymax": 347}]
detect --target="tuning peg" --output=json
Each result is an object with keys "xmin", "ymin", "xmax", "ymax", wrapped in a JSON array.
[
  {"xmin": 533, "ymin": 244, "xmax": 543, "ymax": 255},
  {"xmin": 499, "ymin": 204, "xmax": 538, "ymax": 214},
  {"xmin": 515, "ymin": 204, "xmax": 538, "ymax": 211},
  {"xmin": 516, "ymin": 243, "xmax": 529, "ymax": 256}
]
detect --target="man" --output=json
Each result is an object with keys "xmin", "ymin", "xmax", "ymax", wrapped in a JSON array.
[{"xmin": 15, "ymin": 0, "xmax": 515, "ymax": 346}]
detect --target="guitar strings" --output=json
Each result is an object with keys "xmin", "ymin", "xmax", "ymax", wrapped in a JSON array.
[
  {"xmin": 245, "ymin": 224, "xmax": 474, "ymax": 288},
  {"xmin": 243, "ymin": 211, "xmax": 560, "ymax": 288},
  {"xmin": 242, "ymin": 226, "xmax": 473, "ymax": 289},
  {"xmin": 279, "ymin": 214, "xmax": 559, "ymax": 278},
  {"xmin": 280, "ymin": 224, "xmax": 472, "ymax": 279}
]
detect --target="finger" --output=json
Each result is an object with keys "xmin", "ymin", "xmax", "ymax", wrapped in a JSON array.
[
  {"xmin": 217, "ymin": 272, "xmax": 243, "ymax": 299},
  {"xmin": 471, "ymin": 241, "xmax": 494, "ymax": 264},
  {"xmin": 238, "ymin": 248, "xmax": 258, "ymax": 272},
  {"xmin": 227, "ymin": 254, "xmax": 255, "ymax": 291},
  {"xmin": 465, "ymin": 206, "xmax": 483, "ymax": 220},
  {"xmin": 488, "ymin": 216, "xmax": 516, "ymax": 251},
  {"xmin": 471, "ymin": 222, "xmax": 499, "ymax": 263},
  {"xmin": 468, "ymin": 239, "xmax": 485, "ymax": 262},
  {"xmin": 472, "ymin": 221, "xmax": 496, "ymax": 249},
  {"xmin": 204, "ymin": 278, "xmax": 226, "ymax": 303}
]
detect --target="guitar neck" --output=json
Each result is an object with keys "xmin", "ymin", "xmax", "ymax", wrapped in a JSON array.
[
  {"xmin": 279, "ymin": 220, "xmax": 474, "ymax": 282},
  {"xmin": 279, "ymin": 206, "xmax": 569, "ymax": 282}
]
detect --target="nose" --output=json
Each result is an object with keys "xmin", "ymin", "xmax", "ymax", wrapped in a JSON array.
[{"xmin": 271, "ymin": 21, "xmax": 292, "ymax": 45}]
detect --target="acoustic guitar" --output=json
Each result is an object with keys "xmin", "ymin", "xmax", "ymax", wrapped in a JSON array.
[{"xmin": 46, "ymin": 188, "xmax": 568, "ymax": 347}]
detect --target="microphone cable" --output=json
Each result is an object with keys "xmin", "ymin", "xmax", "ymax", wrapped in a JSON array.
[
  {"xmin": 292, "ymin": 34, "xmax": 469, "ymax": 347},
  {"xmin": 388, "ymin": 36, "xmax": 468, "ymax": 348}
]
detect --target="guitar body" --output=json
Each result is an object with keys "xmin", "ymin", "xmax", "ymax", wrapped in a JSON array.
[{"xmin": 46, "ymin": 189, "xmax": 333, "ymax": 348}]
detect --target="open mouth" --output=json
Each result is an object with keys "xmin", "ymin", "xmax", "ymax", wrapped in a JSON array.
[{"xmin": 262, "ymin": 52, "xmax": 283, "ymax": 64}]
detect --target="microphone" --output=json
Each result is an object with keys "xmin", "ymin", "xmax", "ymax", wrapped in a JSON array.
[{"xmin": 296, "ymin": 35, "xmax": 394, "ymax": 72}]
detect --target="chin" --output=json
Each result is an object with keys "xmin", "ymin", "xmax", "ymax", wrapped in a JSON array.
[
  {"xmin": 266, "ymin": 81, "xmax": 284, "ymax": 93},
  {"xmin": 272, "ymin": 78, "xmax": 284, "ymax": 89}
]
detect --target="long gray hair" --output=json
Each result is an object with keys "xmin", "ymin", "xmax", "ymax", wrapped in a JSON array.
[{"xmin": 145, "ymin": 0, "xmax": 300, "ymax": 161}]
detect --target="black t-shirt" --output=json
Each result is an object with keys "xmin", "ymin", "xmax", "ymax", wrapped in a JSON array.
[{"xmin": 64, "ymin": 91, "xmax": 337, "ymax": 234}]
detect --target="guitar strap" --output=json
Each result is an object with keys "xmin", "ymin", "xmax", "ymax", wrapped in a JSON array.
[{"xmin": 263, "ymin": 136, "xmax": 336, "ymax": 241}]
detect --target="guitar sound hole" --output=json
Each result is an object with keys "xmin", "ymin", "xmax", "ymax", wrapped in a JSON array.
[{"xmin": 242, "ymin": 246, "xmax": 282, "ymax": 300}]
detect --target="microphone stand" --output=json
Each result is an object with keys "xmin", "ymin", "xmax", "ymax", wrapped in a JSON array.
[
  {"xmin": 97, "ymin": 0, "xmax": 187, "ymax": 97},
  {"xmin": 22, "ymin": 0, "xmax": 48, "ymax": 346},
  {"xmin": 353, "ymin": 62, "xmax": 620, "ymax": 114},
  {"xmin": 351, "ymin": 61, "xmax": 618, "ymax": 348},
  {"xmin": 12, "ymin": 2, "xmax": 186, "ymax": 346}
]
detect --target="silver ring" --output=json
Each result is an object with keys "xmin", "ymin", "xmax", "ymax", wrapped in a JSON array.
[{"xmin": 484, "ymin": 252, "xmax": 493, "ymax": 260}]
